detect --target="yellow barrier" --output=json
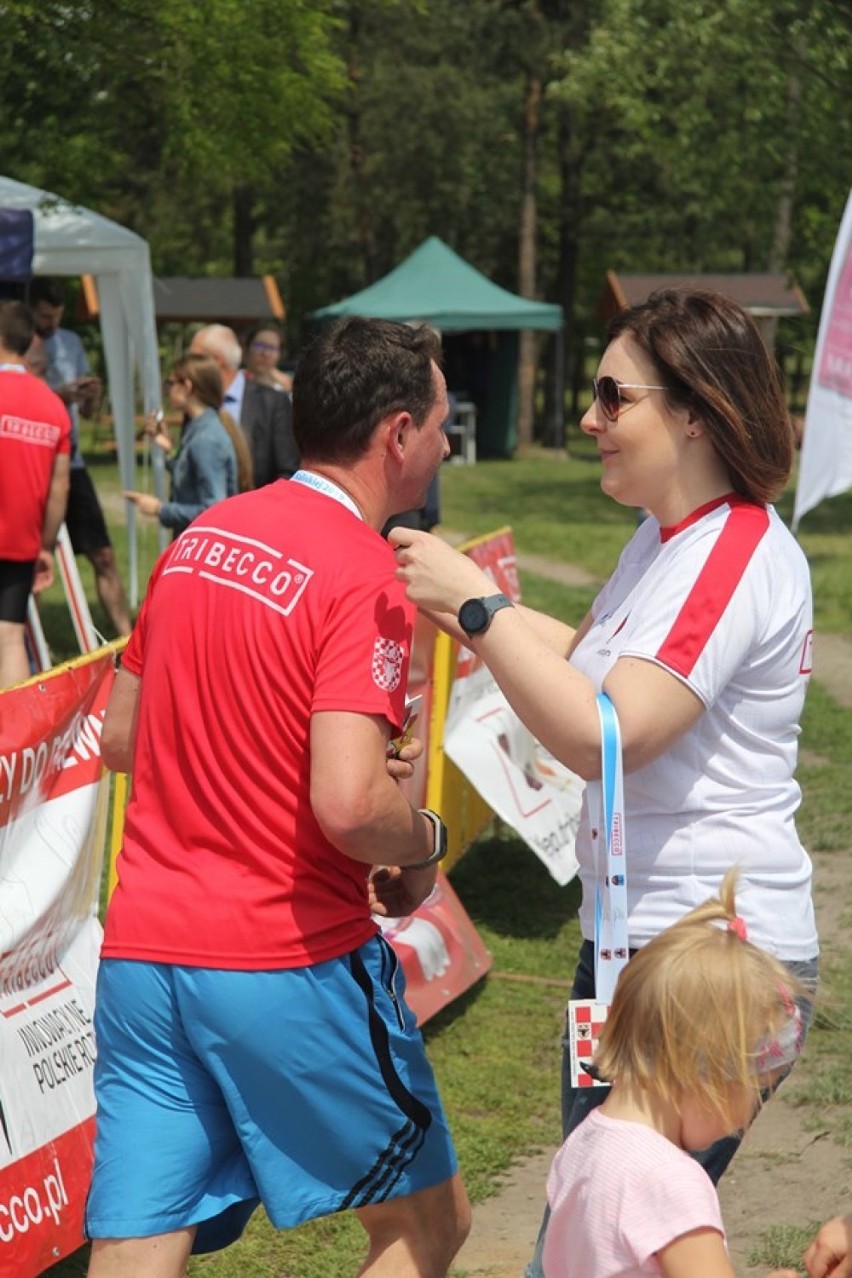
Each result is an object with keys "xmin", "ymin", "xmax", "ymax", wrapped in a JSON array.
[{"xmin": 425, "ymin": 627, "xmax": 494, "ymax": 872}]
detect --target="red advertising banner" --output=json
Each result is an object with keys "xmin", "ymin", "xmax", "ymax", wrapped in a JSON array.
[
  {"xmin": 378, "ymin": 871, "xmax": 491, "ymax": 1025},
  {"xmin": 0, "ymin": 652, "xmax": 114, "ymax": 1277}
]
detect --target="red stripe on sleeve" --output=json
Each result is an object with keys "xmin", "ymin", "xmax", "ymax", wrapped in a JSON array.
[{"xmin": 655, "ymin": 503, "xmax": 770, "ymax": 678}]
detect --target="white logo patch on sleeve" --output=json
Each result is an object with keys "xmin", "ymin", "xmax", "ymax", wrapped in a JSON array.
[{"xmin": 372, "ymin": 637, "xmax": 404, "ymax": 692}]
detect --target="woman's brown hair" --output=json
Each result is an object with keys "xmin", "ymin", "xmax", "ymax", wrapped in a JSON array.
[{"xmin": 608, "ymin": 290, "xmax": 793, "ymax": 504}]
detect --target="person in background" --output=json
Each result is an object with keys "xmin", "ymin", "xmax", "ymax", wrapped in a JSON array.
[
  {"xmin": 190, "ymin": 322, "xmax": 299, "ymax": 485},
  {"xmin": 24, "ymin": 332, "xmax": 49, "ymax": 379},
  {"xmin": 243, "ymin": 321, "xmax": 293, "ymax": 393},
  {"xmin": 0, "ymin": 301, "xmax": 71, "ymax": 688},
  {"xmin": 123, "ymin": 353, "xmax": 242, "ymax": 537},
  {"xmin": 85, "ymin": 317, "xmax": 468, "ymax": 1277},
  {"xmin": 543, "ymin": 870, "xmax": 808, "ymax": 1278},
  {"xmin": 28, "ymin": 277, "xmax": 132, "ymax": 637},
  {"xmin": 389, "ymin": 289, "xmax": 818, "ymax": 1274}
]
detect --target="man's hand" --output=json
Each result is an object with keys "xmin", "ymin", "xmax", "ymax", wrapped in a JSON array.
[
  {"xmin": 59, "ymin": 375, "xmax": 100, "ymax": 409},
  {"xmin": 73, "ymin": 375, "xmax": 101, "ymax": 415},
  {"xmin": 123, "ymin": 491, "xmax": 162, "ymax": 518},
  {"xmin": 32, "ymin": 548, "xmax": 55, "ymax": 594},
  {"xmin": 368, "ymin": 864, "xmax": 437, "ymax": 917},
  {"xmin": 386, "ymin": 735, "xmax": 423, "ymax": 783}
]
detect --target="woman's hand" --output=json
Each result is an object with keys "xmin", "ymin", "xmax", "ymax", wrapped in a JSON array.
[
  {"xmin": 144, "ymin": 411, "xmax": 172, "ymax": 453},
  {"xmin": 123, "ymin": 490, "xmax": 162, "ymax": 518},
  {"xmin": 388, "ymin": 526, "xmax": 494, "ymax": 616}
]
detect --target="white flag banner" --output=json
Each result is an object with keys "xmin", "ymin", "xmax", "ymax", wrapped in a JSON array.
[
  {"xmin": 444, "ymin": 661, "xmax": 584, "ymax": 886},
  {"xmin": 793, "ymin": 189, "xmax": 852, "ymax": 530}
]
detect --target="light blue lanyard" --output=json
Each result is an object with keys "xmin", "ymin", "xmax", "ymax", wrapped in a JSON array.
[
  {"xmin": 592, "ymin": 692, "xmax": 629, "ymax": 1003},
  {"xmin": 290, "ymin": 469, "xmax": 362, "ymax": 520}
]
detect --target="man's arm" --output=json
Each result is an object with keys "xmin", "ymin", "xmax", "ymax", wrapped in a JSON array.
[
  {"xmin": 310, "ymin": 710, "xmax": 438, "ymax": 868},
  {"xmin": 41, "ymin": 453, "xmax": 70, "ymax": 552},
  {"xmin": 101, "ymin": 667, "xmax": 142, "ymax": 773},
  {"xmin": 33, "ymin": 453, "xmax": 71, "ymax": 593}
]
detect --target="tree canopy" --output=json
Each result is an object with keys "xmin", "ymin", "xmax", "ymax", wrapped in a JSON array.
[{"xmin": 3, "ymin": 0, "xmax": 850, "ymax": 432}]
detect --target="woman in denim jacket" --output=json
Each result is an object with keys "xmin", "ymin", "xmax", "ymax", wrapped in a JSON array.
[{"xmin": 126, "ymin": 353, "xmax": 252, "ymax": 536}]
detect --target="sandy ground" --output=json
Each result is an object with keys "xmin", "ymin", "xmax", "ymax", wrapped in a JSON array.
[{"xmin": 452, "ymin": 619, "xmax": 852, "ymax": 1278}]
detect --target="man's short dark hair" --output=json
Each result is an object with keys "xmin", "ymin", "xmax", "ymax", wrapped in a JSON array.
[
  {"xmin": 29, "ymin": 277, "xmax": 66, "ymax": 308},
  {"xmin": 292, "ymin": 317, "xmax": 442, "ymax": 463},
  {"xmin": 0, "ymin": 300, "xmax": 36, "ymax": 356}
]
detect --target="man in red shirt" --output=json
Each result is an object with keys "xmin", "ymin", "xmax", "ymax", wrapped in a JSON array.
[
  {"xmin": 88, "ymin": 317, "xmax": 469, "ymax": 1277},
  {"xmin": 0, "ymin": 301, "xmax": 71, "ymax": 689}
]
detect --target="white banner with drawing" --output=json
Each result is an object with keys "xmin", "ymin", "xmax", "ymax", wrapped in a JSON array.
[{"xmin": 443, "ymin": 660, "xmax": 583, "ymax": 886}]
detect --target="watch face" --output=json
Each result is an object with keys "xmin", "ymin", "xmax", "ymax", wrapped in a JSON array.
[{"xmin": 459, "ymin": 597, "xmax": 489, "ymax": 637}]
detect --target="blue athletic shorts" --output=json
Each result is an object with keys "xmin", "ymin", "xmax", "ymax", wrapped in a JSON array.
[{"xmin": 86, "ymin": 936, "xmax": 458, "ymax": 1253}]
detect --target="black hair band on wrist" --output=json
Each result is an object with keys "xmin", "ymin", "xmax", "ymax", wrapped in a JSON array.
[{"xmin": 404, "ymin": 808, "xmax": 448, "ymax": 870}]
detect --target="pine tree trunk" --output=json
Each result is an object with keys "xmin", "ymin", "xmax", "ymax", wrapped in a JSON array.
[
  {"xmin": 517, "ymin": 69, "xmax": 542, "ymax": 449},
  {"xmin": 233, "ymin": 185, "xmax": 255, "ymax": 277},
  {"xmin": 346, "ymin": 7, "xmax": 377, "ymax": 284}
]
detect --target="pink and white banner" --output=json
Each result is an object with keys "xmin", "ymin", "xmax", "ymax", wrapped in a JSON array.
[
  {"xmin": 794, "ymin": 189, "xmax": 852, "ymax": 529},
  {"xmin": 0, "ymin": 654, "xmax": 113, "ymax": 1277}
]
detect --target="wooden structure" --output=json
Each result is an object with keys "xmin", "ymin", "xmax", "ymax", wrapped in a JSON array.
[
  {"xmin": 78, "ymin": 273, "xmax": 285, "ymax": 327},
  {"xmin": 598, "ymin": 271, "xmax": 809, "ymax": 323}
]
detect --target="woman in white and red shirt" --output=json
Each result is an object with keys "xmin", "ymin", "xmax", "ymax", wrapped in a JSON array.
[{"xmin": 390, "ymin": 290, "xmax": 817, "ymax": 1261}]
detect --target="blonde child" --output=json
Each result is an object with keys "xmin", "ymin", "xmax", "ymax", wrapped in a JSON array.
[{"xmin": 543, "ymin": 870, "xmax": 810, "ymax": 1278}]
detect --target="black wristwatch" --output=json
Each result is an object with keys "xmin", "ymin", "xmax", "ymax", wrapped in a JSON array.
[
  {"xmin": 458, "ymin": 592, "xmax": 514, "ymax": 640},
  {"xmin": 404, "ymin": 808, "xmax": 448, "ymax": 870}
]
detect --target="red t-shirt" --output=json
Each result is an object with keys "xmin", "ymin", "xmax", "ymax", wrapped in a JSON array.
[
  {"xmin": 0, "ymin": 369, "xmax": 71, "ymax": 560},
  {"xmin": 102, "ymin": 481, "xmax": 415, "ymax": 968}
]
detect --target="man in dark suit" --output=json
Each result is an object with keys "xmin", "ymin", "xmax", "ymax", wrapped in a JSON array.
[{"xmin": 189, "ymin": 324, "xmax": 299, "ymax": 487}]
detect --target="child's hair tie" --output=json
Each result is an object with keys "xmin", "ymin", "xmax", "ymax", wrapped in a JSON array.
[
  {"xmin": 727, "ymin": 915, "xmax": 748, "ymax": 941},
  {"xmin": 755, "ymin": 1000, "xmax": 804, "ymax": 1073}
]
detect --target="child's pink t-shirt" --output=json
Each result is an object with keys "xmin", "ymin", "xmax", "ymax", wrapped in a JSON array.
[{"xmin": 543, "ymin": 1108, "xmax": 726, "ymax": 1277}]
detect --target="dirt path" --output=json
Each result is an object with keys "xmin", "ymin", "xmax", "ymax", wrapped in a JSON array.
[{"xmin": 450, "ymin": 543, "xmax": 852, "ymax": 1278}]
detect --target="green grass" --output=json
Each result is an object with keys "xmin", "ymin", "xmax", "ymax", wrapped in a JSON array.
[
  {"xmin": 748, "ymin": 1220, "xmax": 822, "ymax": 1271},
  {"xmin": 43, "ymin": 434, "xmax": 852, "ymax": 1276}
]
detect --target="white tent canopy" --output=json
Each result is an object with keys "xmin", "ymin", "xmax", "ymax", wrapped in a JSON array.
[{"xmin": 0, "ymin": 174, "xmax": 163, "ymax": 602}]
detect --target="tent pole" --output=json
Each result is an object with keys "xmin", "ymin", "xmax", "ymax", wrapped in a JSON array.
[{"xmin": 551, "ymin": 329, "xmax": 565, "ymax": 450}]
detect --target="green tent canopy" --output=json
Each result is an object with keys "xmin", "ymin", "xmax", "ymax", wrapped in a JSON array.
[
  {"xmin": 313, "ymin": 238, "xmax": 564, "ymax": 456},
  {"xmin": 313, "ymin": 236, "xmax": 563, "ymax": 332}
]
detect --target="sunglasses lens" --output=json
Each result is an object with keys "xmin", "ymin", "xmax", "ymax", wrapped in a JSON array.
[{"xmin": 594, "ymin": 376, "xmax": 620, "ymax": 420}]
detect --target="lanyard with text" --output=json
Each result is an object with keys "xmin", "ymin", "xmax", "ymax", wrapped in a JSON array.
[
  {"xmin": 290, "ymin": 469, "xmax": 362, "ymax": 520},
  {"xmin": 566, "ymin": 692, "xmax": 628, "ymax": 1089},
  {"xmin": 592, "ymin": 692, "xmax": 628, "ymax": 1004}
]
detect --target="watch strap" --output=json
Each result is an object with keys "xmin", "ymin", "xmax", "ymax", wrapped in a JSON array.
[
  {"xmin": 459, "ymin": 592, "xmax": 513, "ymax": 638},
  {"xmin": 404, "ymin": 808, "xmax": 448, "ymax": 870}
]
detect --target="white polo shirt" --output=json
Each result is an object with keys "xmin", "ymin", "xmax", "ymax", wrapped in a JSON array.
[{"xmin": 571, "ymin": 494, "xmax": 817, "ymax": 961}]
